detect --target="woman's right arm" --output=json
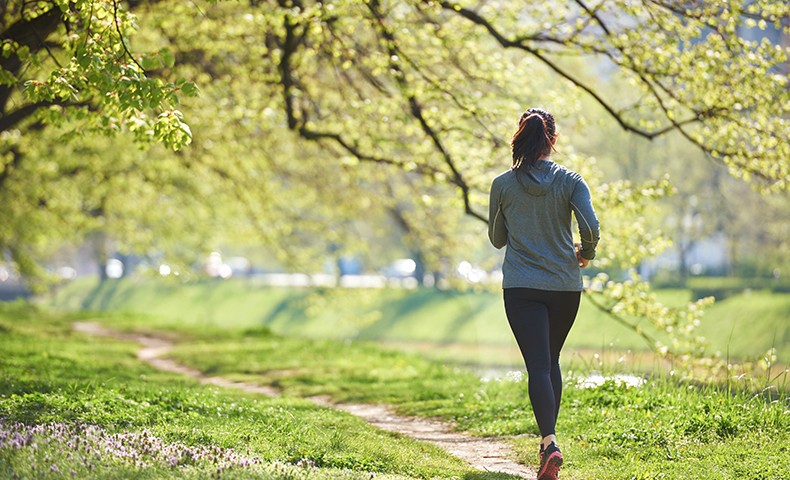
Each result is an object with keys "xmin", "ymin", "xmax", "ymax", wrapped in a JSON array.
[{"xmin": 488, "ymin": 179, "xmax": 508, "ymax": 249}]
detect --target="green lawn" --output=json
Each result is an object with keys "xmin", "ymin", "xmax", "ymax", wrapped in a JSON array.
[
  {"xmin": 4, "ymin": 301, "xmax": 787, "ymax": 479},
  {"xmin": 47, "ymin": 277, "xmax": 790, "ymax": 364},
  {"xmin": 0, "ymin": 302, "xmax": 504, "ymax": 480}
]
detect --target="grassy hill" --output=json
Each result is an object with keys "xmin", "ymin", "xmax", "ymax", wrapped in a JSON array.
[{"xmin": 44, "ymin": 277, "xmax": 789, "ymax": 366}]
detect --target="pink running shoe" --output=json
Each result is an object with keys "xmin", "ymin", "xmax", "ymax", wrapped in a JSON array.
[{"xmin": 537, "ymin": 442, "xmax": 563, "ymax": 480}]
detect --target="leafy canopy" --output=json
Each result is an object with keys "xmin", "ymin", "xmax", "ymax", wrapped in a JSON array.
[{"xmin": 0, "ymin": 0, "xmax": 788, "ymax": 367}]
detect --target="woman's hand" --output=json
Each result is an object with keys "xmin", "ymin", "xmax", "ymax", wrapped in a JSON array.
[{"xmin": 574, "ymin": 243, "xmax": 589, "ymax": 268}]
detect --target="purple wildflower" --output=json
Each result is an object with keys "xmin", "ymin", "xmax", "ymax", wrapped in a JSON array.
[{"xmin": 1, "ymin": 419, "xmax": 264, "ymax": 474}]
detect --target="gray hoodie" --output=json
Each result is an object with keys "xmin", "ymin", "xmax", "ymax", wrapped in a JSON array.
[{"xmin": 488, "ymin": 160, "xmax": 600, "ymax": 291}]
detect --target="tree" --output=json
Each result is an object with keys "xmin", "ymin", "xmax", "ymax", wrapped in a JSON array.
[
  {"xmin": 258, "ymin": 0, "xmax": 789, "ymax": 199},
  {"xmin": 0, "ymin": 0, "xmax": 197, "ymax": 282},
  {"xmin": 1, "ymin": 0, "xmax": 788, "ymax": 366},
  {"xmin": 147, "ymin": 0, "xmax": 782, "ymax": 361},
  {"xmin": 0, "ymin": 0, "xmax": 195, "ymax": 146}
]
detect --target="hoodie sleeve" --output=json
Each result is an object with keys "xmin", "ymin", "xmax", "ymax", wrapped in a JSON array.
[
  {"xmin": 488, "ymin": 178, "xmax": 508, "ymax": 249},
  {"xmin": 570, "ymin": 177, "xmax": 600, "ymax": 260}
]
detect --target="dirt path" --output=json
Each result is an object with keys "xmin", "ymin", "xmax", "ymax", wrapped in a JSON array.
[{"xmin": 72, "ymin": 322, "xmax": 536, "ymax": 479}]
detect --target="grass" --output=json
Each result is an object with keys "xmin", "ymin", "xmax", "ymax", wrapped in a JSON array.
[
  {"xmin": 3, "ymin": 300, "xmax": 789, "ymax": 479},
  {"xmin": 47, "ymin": 277, "xmax": 790, "ymax": 364},
  {"xmin": 696, "ymin": 289, "xmax": 790, "ymax": 361},
  {"xmin": 0, "ymin": 302, "xmax": 510, "ymax": 480},
  {"xmin": 150, "ymin": 329, "xmax": 790, "ymax": 479}
]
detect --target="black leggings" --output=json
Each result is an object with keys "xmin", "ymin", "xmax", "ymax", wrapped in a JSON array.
[{"xmin": 504, "ymin": 288, "xmax": 581, "ymax": 438}]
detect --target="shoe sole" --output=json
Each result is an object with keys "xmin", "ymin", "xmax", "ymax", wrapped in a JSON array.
[{"xmin": 537, "ymin": 451, "xmax": 563, "ymax": 480}]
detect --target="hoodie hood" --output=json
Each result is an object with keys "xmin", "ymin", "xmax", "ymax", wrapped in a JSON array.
[{"xmin": 517, "ymin": 160, "xmax": 558, "ymax": 196}]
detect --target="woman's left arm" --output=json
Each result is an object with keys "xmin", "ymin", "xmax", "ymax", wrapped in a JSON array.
[{"xmin": 488, "ymin": 179, "xmax": 508, "ymax": 249}]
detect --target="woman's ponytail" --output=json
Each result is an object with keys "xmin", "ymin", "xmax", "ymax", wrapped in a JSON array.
[{"xmin": 511, "ymin": 108, "xmax": 556, "ymax": 171}]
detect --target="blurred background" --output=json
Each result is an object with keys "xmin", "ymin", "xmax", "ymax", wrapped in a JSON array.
[{"xmin": 1, "ymin": 0, "xmax": 788, "ymax": 374}]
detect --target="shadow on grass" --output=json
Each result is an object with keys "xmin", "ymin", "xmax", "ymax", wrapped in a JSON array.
[
  {"xmin": 80, "ymin": 279, "xmax": 115, "ymax": 310},
  {"xmin": 357, "ymin": 289, "xmax": 454, "ymax": 340}
]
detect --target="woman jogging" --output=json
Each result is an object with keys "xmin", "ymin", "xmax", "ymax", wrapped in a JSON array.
[{"xmin": 488, "ymin": 108, "xmax": 599, "ymax": 480}]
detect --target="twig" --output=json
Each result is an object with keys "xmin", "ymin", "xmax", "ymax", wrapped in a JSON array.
[
  {"xmin": 112, "ymin": 0, "xmax": 145, "ymax": 72},
  {"xmin": 583, "ymin": 290, "xmax": 664, "ymax": 354}
]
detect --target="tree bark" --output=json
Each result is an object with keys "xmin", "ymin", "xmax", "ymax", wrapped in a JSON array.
[{"xmin": 0, "ymin": 7, "xmax": 61, "ymax": 119}]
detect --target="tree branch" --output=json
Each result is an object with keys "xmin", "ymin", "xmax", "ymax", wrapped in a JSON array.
[
  {"xmin": 368, "ymin": 0, "xmax": 487, "ymax": 222},
  {"xmin": 433, "ymin": 0, "xmax": 700, "ymax": 142},
  {"xmin": 298, "ymin": 126, "xmax": 445, "ymax": 178},
  {"xmin": 0, "ymin": 100, "xmax": 93, "ymax": 133},
  {"xmin": 0, "ymin": 146, "xmax": 22, "ymax": 191},
  {"xmin": 274, "ymin": 0, "xmax": 487, "ymax": 222},
  {"xmin": 111, "ymin": 0, "xmax": 145, "ymax": 72},
  {"xmin": 0, "ymin": 102, "xmax": 48, "ymax": 133},
  {"xmin": 573, "ymin": 0, "xmax": 611, "ymax": 36},
  {"xmin": 583, "ymin": 290, "xmax": 665, "ymax": 354},
  {"xmin": 0, "ymin": 6, "xmax": 62, "ymax": 113}
]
